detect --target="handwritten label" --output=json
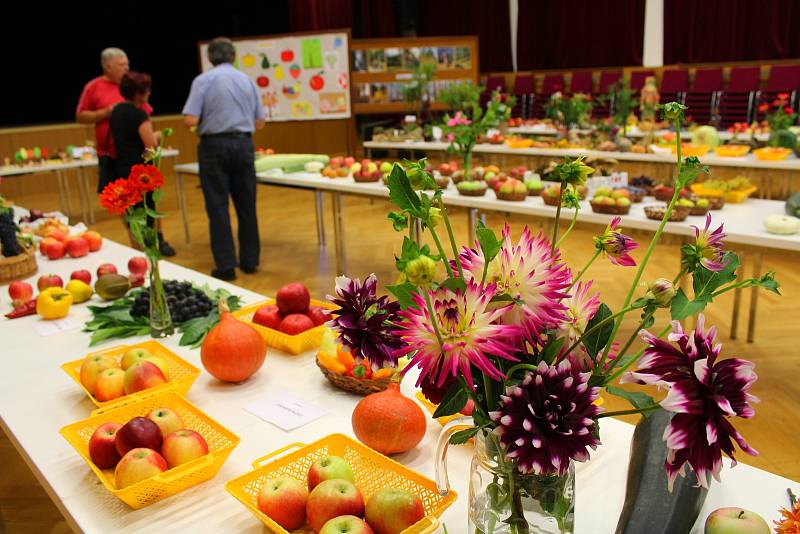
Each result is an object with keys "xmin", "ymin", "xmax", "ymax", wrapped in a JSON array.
[
  {"xmin": 245, "ymin": 392, "xmax": 328, "ymax": 431},
  {"xmin": 33, "ymin": 317, "xmax": 82, "ymax": 337}
]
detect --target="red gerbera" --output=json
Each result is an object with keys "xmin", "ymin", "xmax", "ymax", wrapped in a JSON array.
[
  {"xmin": 757, "ymin": 103, "xmax": 769, "ymax": 113},
  {"xmin": 784, "ymin": 107, "xmax": 795, "ymax": 115},
  {"xmin": 128, "ymin": 164, "xmax": 164, "ymax": 193},
  {"xmin": 100, "ymin": 178, "xmax": 143, "ymax": 215}
]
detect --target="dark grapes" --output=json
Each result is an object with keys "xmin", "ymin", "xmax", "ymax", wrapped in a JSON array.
[{"xmin": 129, "ymin": 280, "xmax": 215, "ymax": 323}]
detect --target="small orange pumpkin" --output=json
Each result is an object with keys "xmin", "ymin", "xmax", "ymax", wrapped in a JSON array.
[
  {"xmin": 201, "ymin": 301, "xmax": 266, "ymax": 382},
  {"xmin": 351, "ymin": 382, "xmax": 427, "ymax": 455}
]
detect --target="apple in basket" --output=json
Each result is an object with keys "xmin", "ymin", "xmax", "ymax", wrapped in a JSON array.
[
  {"xmin": 79, "ymin": 354, "xmax": 118, "ymax": 396},
  {"xmin": 279, "ymin": 314, "xmax": 315, "ymax": 335},
  {"xmin": 115, "ymin": 448, "xmax": 168, "ymax": 489},
  {"xmin": 365, "ymin": 488, "xmax": 425, "ymax": 534},
  {"xmin": 123, "ymin": 360, "xmax": 167, "ymax": 395},
  {"xmin": 161, "ymin": 430, "xmax": 209, "ymax": 468},
  {"xmin": 252, "ymin": 304, "xmax": 282, "ymax": 330},
  {"xmin": 115, "ymin": 417, "xmax": 163, "ymax": 456},
  {"xmin": 257, "ymin": 476, "xmax": 309, "ymax": 531},
  {"xmin": 320, "ymin": 516, "xmax": 374, "ymax": 534},
  {"xmin": 93, "ymin": 368, "xmax": 126, "ymax": 402},
  {"xmin": 307, "ymin": 479, "xmax": 365, "ymax": 532},
  {"xmin": 147, "ymin": 407, "xmax": 184, "ymax": 439},
  {"xmin": 88, "ymin": 422, "xmax": 123, "ymax": 469},
  {"xmin": 120, "ymin": 347, "xmax": 152, "ymax": 370},
  {"xmin": 306, "ymin": 306, "xmax": 330, "ymax": 326},
  {"xmin": 275, "ymin": 282, "xmax": 310, "ymax": 314},
  {"xmin": 307, "ymin": 455, "xmax": 355, "ymax": 491}
]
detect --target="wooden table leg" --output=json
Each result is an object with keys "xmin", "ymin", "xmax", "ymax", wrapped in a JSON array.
[
  {"xmin": 174, "ymin": 171, "xmax": 191, "ymax": 244},
  {"xmin": 75, "ymin": 168, "xmax": 89, "ymax": 224},
  {"xmin": 315, "ymin": 190, "xmax": 326, "ymax": 247},
  {"xmin": 468, "ymin": 208, "xmax": 478, "ymax": 245},
  {"xmin": 746, "ymin": 251, "xmax": 763, "ymax": 343},
  {"xmin": 55, "ymin": 170, "xmax": 70, "ymax": 220},
  {"xmin": 332, "ymin": 192, "xmax": 347, "ymax": 274},
  {"xmin": 79, "ymin": 167, "xmax": 96, "ymax": 224}
]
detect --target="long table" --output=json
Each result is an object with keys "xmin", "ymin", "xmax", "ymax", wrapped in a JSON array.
[
  {"xmin": 508, "ymin": 125, "xmax": 772, "ymax": 143},
  {"xmin": 1, "ymin": 238, "xmax": 796, "ymax": 533},
  {"xmin": 0, "ymin": 149, "xmax": 180, "ymax": 224}
]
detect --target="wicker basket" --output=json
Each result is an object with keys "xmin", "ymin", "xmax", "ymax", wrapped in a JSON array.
[
  {"xmin": 541, "ymin": 193, "xmax": 562, "ymax": 206},
  {"xmin": 0, "ymin": 241, "xmax": 37, "ymax": 284},
  {"xmin": 316, "ymin": 357, "xmax": 391, "ymax": 395},
  {"xmin": 495, "ymin": 190, "xmax": 528, "ymax": 202},
  {"xmin": 689, "ymin": 206, "xmax": 710, "ymax": 216},
  {"xmin": 526, "ymin": 187, "xmax": 544, "ymax": 196},
  {"xmin": 353, "ymin": 173, "xmax": 381, "ymax": 183},
  {"xmin": 590, "ymin": 201, "xmax": 631, "ymax": 215},
  {"xmin": 696, "ymin": 195, "xmax": 725, "ymax": 210},
  {"xmin": 457, "ymin": 187, "xmax": 487, "ymax": 197},
  {"xmin": 644, "ymin": 204, "xmax": 690, "ymax": 222}
]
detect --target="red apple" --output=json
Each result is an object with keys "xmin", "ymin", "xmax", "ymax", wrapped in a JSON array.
[
  {"xmin": 344, "ymin": 156, "xmax": 356, "ymax": 168},
  {"xmin": 307, "ymin": 479, "xmax": 365, "ymax": 532},
  {"xmin": 8, "ymin": 281, "xmax": 34, "ymax": 309},
  {"xmin": 115, "ymin": 417, "xmax": 163, "ymax": 456},
  {"xmin": 275, "ymin": 282, "xmax": 310, "ymax": 314},
  {"xmin": 97, "ymin": 263, "xmax": 118, "ymax": 277},
  {"xmin": 37, "ymin": 274, "xmax": 63, "ymax": 291},
  {"xmin": 79, "ymin": 354, "xmax": 118, "ymax": 395},
  {"xmin": 66, "ymin": 236, "xmax": 90, "ymax": 258},
  {"xmin": 306, "ymin": 306, "xmax": 329, "ymax": 326},
  {"xmin": 123, "ymin": 360, "xmax": 167, "ymax": 395},
  {"xmin": 88, "ymin": 422, "xmax": 123, "ymax": 469},
  {"xmin": 705, "ymin": 507, "xmax": 770, "ymax": 534},
  {"xmin": 257, "ymin": 477, "xmax": 309, "ymax": 530},
  {"xmin": 44, "ymin": 229, "xmax": 68, "ymax": 243},
  {"xmin": 161, "ymin": 430, "xmax": 209, "ymax": 468},
  {"xmin": 70, "ymin": 270, "xmax": 92, "ymax": 285},
  {"xmin": 365, "ymin": 488, "xmax": 425, "ymax": 534},
  {"xmin": 307, "ymin": 455, "xmax": 356, "ymax": 491},
  {"xmin": 252, "ymin": 304, "xmax": 282, "ymax": 330},
  {"xmin": 114, "ymin": 448, "xmax": 167, "ymax": 489},
  {"xmin": 127, "ymin": 256, "xmax": 148, "ymax": 275},
  {"xmin": 320, "ymin": 516, "xmax": 374, "ymax": 534},
  {"xmin": 279, "ymin": 314, "xmax": 315, "ymax": 335},
  {"xmin": 82, "ymin": 230, "xmax": 103, "ymax": 252},
  {"xmin": 45, "ymin": 240, "xmax": 66, "ymax": 260},
  {"xmin": 147, "ymin": 407, "xmax": 184, "ymax": 439},
  {"xmin": 94, "ymin": 368, "xmax": 126, "ymax": 402},
  {"xmin": 39, "ymin": 237, "xmax": 57, "ymax": 256}
]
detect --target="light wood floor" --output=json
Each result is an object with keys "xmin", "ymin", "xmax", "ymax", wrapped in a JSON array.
[{"xmin": 2, "ymin": 178, "xmax": 798, "ymax": 532}]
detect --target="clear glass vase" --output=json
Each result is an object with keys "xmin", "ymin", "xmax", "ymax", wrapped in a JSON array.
[
  {"xmin": 147, "ymin": 254, "xmax": 173, "ymax": 338},
  {"xmin": 462, "ymin": 150, "xmax": 473, "ymax": 178},
  {"xmin": 437, "ymin": 417, "xmax": 575, "ymax": 534}
]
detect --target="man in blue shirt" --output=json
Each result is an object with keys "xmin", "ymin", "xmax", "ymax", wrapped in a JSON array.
[{"xmin": 183, "ymin": 37, "xmax": 266, "ymax": 281}]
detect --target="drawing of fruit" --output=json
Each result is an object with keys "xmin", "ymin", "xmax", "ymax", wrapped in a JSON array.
[
  {"xmin": 282, "ymin": 83, "xmax": 301, "ymax": 100},
  {"xmin": 338, "ymin": 72, "xmax": 348, "ymax": 90},
  {"xmin": 260, "ymin": 53, "xmax": 270, "ymax": 69},
  {"xmin": 281, "ymin": 49, "xmax": 294, "ymax": 62},
  {"xmin": 257, "ymin": 76, "xmax": 270, "ymax": 88},
  {"xmin": 242, "ymin": 53, "xmax": 256, "ymax": 68},
  {"xmin": 274, "ymin": 65, "xmax": 284, "ymax": 80},
  {"xmin": 309, "ymin": 73, "xmax": 324, "ymax": 91},
  {"xmin": 289, "ymin": 64, "xmax": 301, "ymax": 79}
]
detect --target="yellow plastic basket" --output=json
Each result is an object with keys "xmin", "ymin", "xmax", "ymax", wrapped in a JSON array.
[
  {"xmin": 225, "ymin": 434, "xmax": 457, "ymax": 534},
  {"xmin": 61, "ymin": 340, "xmax": 200, "ymax": 409},
  {"xmin": 232, "ymin": 299, "xmax": 337, "ymax": 355},
  {"xmin": 59, "ymin": 391, "xmax": 239, "ymax": 509},
  {"xmin": 690, "ymin": 183, "xmax": 757, "ymax": 203}
]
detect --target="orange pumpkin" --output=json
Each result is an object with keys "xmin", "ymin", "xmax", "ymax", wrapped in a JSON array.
[
  {"xmin": 201, "ymin": 302, "xmax": 266, "ymax": 382},
  {"xmin": 351, "ymin": 383, "xmax": 427, "ymax": 455}
]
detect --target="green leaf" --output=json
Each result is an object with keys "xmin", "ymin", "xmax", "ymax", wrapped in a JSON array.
[
  {"xmin": 386, "ymin": 283, "xmax": 418, "ymax": 310},
  {"xmin": 692, "ymin": 251, "xmax": 739, "ymax": 299},
  {"xmin": 387, "ymin": 163, "xmax": 422, "ymax": 216},
  {"xmin": 433, "ymin": 383, "xmax": 468, "ymax": 418},
  {"xmin": 632, "ymin": 297, "xmax": 650, "ymax": 309},
  {"xmin": 475, "ymin": 221, "xmax": 501, "ymax": 262},
  {"xmin": 670, "ymin": 288, "xmax": 708, "ymax": 320},
  {"xmin": 489, "ymin": 293, "xmax": 518, "ymax": 304},
  {"xmin": 582, "ymin": 304, "xmax": 614, "ymax": 358},
  {"xmin": 449, "ymin": 427, "xmax": 480, "ymax": 445},
  {"xmin": 541, "ymin": 336, "xmax": 567, "ymax": 363},
  {"xmin": 387, "ymin": 211, "xmax": 408, "ymax": 232},
  {"xmin": 151, "ymin": 189, "xmax": 165, "ymax": 204},
  {"xmin": 440, "ymin": 277, "xmax": 467, "ymax": 293},
  {"xmin": 606, "ymin": 386, "xmax": 658, "ymax": 417},
  {"xmin": 677, "ymin": 156, "xmax": 709, "ymax": 186},
  {"xmin": 754, "ymin": 271, "xmax": 781, "ymax": 295}
]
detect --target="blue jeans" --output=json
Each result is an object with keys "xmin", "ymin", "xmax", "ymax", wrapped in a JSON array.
[{"xmin": 197, "ymin": 135, "xmax": 259, "ymax": 272}]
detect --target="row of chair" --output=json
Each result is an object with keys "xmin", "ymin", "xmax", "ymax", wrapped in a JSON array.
[{"xmin": 484, "ymin": 65, "xmax": 800, "ymax": 127}]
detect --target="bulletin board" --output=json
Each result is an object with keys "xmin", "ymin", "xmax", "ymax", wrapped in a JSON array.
[{"xmin": 198, "ymin": 30, "xmax": 352, "ymax": 122}]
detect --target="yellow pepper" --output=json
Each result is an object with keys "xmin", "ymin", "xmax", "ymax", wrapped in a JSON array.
[
  {"xmin": 318, "ymin": 353, "xmax": 346, "ymax": 375},
  {"xmin": 337, "ymin": 347, "xmax": 356, "ymax": 368},
  {"xmin": 372, "ymin": 368, "xmax": 393, "ymax": 380},
  {"xmin": 36, "ymin": 287, "xmax": 73, "ymax": 320}
]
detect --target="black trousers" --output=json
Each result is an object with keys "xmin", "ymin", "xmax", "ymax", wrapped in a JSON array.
[{"xmin": 197, "ymin": 135, "xmax": 260, "ymax": 272}]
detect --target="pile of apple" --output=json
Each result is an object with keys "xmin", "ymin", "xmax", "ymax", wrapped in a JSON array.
[
  {"xmin": 590, "ymin": 187, "xmax": 633, "ymax": 208},
  {"xmin": 257, "ymin": 455, "xmax": 424, "ymax": 534},
  {"xmin": 251, "ymin": 282, "xmax": 328, "ymax": 336},
  {"xmin": 88, "ymin": 406, "xmax": 208, "ymax": 489},
  {"xmin": 79, "ymin": 346, "xmax": 169, "ymax": 402},
  {"xmin": 436, "ymin": 161, "xmax": 459, "ymax": 176},
  {"xmin": 39, "ymin": 228, "xmax": 104, "ymax": 261},
  {"xmin": 321, "ymin": 156, "xmax": 356, "ymax": 178},
  {"xmin": 351, "ymin": 159, "xmax": 392, "ymax": 181}
]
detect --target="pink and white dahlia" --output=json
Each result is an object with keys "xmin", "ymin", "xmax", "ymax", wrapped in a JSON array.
[
  {"xmin": 446, "ymin": 111, "xmax": 472, "ymax": 127},
  {"xmin": 557, "ymin": 280, "xmax": 601, "ymax": 345},
  {"xmin": 594, "ymin": 216, "xmax": 638, "ymax": 267},
  {"xmin": 683, "ymin": 213, "xmax": 728, "ymax": 272},
  {"xmin": 490, "ymin": 360, "xmax": 603, "ymax": 476},
  {"xmin": 458, "ymin": 225, "xmax": 570, "ymax": 338},
  {"xmin": 622, "ymin": 315, "xmax": 758, "ymax": 489},
  {"xmin": 393, "ymin": 280, "xmax": 522, "ymax": 389}
]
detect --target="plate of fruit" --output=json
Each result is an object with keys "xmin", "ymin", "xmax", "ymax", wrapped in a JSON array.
[{"xmin": 590, "ymin": 187, "xmax": 632, "ymax": 214}]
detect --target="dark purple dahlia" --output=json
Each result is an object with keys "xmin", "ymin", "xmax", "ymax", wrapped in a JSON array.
[{"xmin": 490, "ymin": 360, "xmax": 602, "ymax": 476}]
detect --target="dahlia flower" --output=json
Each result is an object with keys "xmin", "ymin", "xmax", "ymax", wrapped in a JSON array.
[
  {"xmin": 622, "ymin": 315, "xmax": 758, "ymax": 489},
  {"xmin": 594, "ymin": 216, "xmax": 638, "ymax": 267},
  {"xmin": 446, "ymin": 111, "xmax": 471, "ymax": 127},
  {"xmin": 683, "ymin": 213, "xmax": 727, "ymax": 272},
  {"xmin": 490, "ymin": 360, "xmax": 602, "ymax": 476},
  {"xmin": 393, "ymin": 280, "xmax": 522, "ymax": 389},
  {"xmin": 327, "ymin": 274, "xmax": 403, "ymax": 368},
  {"xmin": 459, "ymin": 225, "xmax": 570, "ymax": 338},
  {"xmin": 128, "ymin": 164, "xmax": 164, "ymax": 193},
  {"xmin": 775, "ymin": 502, "xmax": 800, "ymax": 534},
  {"xmin": 557, "ymin": 280, "xmax": 600, "ymax": 346}
]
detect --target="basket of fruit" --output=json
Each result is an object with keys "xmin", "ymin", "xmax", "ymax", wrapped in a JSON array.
[
  {"xmin": 225, "ymin": 434, "xmax": 457, "ymax": 534},
  {"xmin": 623, "ymin": 186, "xmax": 646, "ymax": 203},
  {"xmin": 456, "ymin": 181, "xmax": 487, "ymax": 197},
  {"xmin": 494, "ymin": 178, "xmax": 528, "ymax": 201},
  {"xmin": 505, "ymin": 137, "xmax": 533, "ymax": 149},
  {"xmin": 753, "ymin": 147, "xmax": 792, "ymax": 161},
  {"xmin": 715, "ymin": 144, "xmax": 751, "ymax": 157},
  {"xmin": 653, "ymin": 184, "xmax": 692, "ymax": 202},
  {"xmin": 689, "ymin": 198, "xmax": 711, "ymax": 216},
  {"xmin": 433, "ymin": 174, "xmax": 451, "ymax": 189},
  {"xmin": 59, "ymin": 391, "xmax": 239, "ymax": 509},
  {"xmin": 644, "ymin": 203, "xmax": 690, "ymax": 222},
  {"xmin": 315, "ymin": 330, "xmax": 395, "ymax": 395},
  {"xmin": 525, "ymin": 175, "xmax": 545, "ymax": 196},
  {"xmin": 589, "ymin": 197, "xmax": 631, "ymax": 215},
  {"xmin": 671, "ymin": 143, "xmax": 709, "ymax": 157},
  {"xmin": 233, "ymin": 283, "xmax": 335, "ymax": 355},
  {"xmin": 0, "ymin": 205, "xmax": 37, "ymax": 283},
  {"xmin": 62, "ymin": 340, "xmax": 201, "ymax": 409},
  {"xmin": 691, "ymin": 177, "xmax": 757, "ymax": 203}
]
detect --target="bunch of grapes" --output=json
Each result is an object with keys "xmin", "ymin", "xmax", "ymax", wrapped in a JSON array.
[{"xmin": 130, "ymin": 280, "xmax": 213, "ymax": 323}]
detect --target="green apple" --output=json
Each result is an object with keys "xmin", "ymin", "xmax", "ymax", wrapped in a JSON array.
[
  {"xmin": 595, "ymin": 186, "xmax": 613, "ymax": 197},
  {"xmin": 121, "ymin": 348, "xmax": 152, "ymax": 370},
  {"xmin": 307, "ymin": 455, "xmax": 355, "ymax": 491},
  {"xmin": 350, "ymin": 162, "xmax": 362, "ymax": 174},
  {"xmin": 677, "ymin": 198, "xmax": 695, "ymax": 208},
  {"xmin": 366, "ymin": 162, "xmax": 378, "ymax": 173},
  {"xmin": 380, "ymin": 161, "xmax": 393, "ymax": 174},
  {"xmin": 616, "ymin": 197, "xmax": 631, "ymax": 207},
  {"xmin": 704, "ymin": 507, "xmax": 770, "ymax": 534},
  {"xmin": 696, "ymin": 198, "xmax": 710, "ymax": 208}
]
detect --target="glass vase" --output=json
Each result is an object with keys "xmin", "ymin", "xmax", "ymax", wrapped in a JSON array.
[
  {"xmin": 437, "ymin": 417, "xmax": 575, "ymax": 534},
  {"xmin": 462, "ymin": 150, "xmax": 473, "ymax": 178},
  {"xmin": 147, "ymin": 254, "xmax": 173, "ymax": 338}
]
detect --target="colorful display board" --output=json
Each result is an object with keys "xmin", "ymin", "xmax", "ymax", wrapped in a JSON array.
[{"xmin": 199, "ymin": 31, "xmax": 351, "ymax": 122}]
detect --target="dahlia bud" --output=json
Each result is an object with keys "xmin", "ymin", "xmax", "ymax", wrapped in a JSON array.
[
  {"xmin": 428, "ymin": 207, "xmax": 443, "ymax": 228},
  {"xmin": 405, "ymin": 255, "xmax": 437, "ymax": 287},
  {"xmin": 645, "ymin": 278, "xmax": 676, "ymax": 307}
]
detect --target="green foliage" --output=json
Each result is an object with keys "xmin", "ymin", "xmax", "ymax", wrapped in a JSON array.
[
  {"xmin": 433, "ymin": 382, "xmax": 469, "ymax": 418},
  {"xmin": 545, "ymin": 93, "xmax": 593, "ymax": 128},
  {"xmin": 449, "ymin": 427, "xmax": 481, "ymax": 445},
  {"xmin": 582, "ymin": 304, "xmax": 614, "ymax": 358},
  {"xmin": 386, "ymin": 282, "xmax": 419, "ymax": 310},
  {"xmin": 402, "ymin": 62, "xmax": 436, "ymax": 115},
  {"xmin": 677, "ymin": 156, "xmax": 710, "ymax": 187},
  {"xmin": 600, "ymin": 77, "xmax": 636, "ymax": 131},
  {"xmin": 436, "ymin": 81, "xmax": 482, "ymax": 113},
  {"xmin": 606, "ymin": 386, "xmax": 658, "ymax": 416}
]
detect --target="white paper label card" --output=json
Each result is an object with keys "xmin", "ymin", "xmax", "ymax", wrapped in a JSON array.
[
  {"xmin": 245, "ymin": 392, "xmax": 328, "ymax": 431},
  {"xmin": 33, "ymin": 317, "xmax": 82, "ymax": 337},
  {"xmin": 432, "ymin": 126, "xmax": 443, "ymax": 141}
]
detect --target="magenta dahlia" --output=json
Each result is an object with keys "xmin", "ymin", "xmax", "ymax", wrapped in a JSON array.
[
  {"xmin": 557, "ymin": 280, "xmax": 601, "ymax": 346},
  {"xmin": 683, "ymin": 213, "xmax": 728, "ymax": 272},
  {"xmin": 393, "ymin": 280, "xmax": 522, "ymax": 389},
  {"xmin": 490, "ymin": 360, "xmax": 603, "ymax": 476},
  {"xmin": 594, "ymin": 216, "xmax": 638, "ymax": 267},
  {"xmin": 458, "ymin": 225, "xmax": 570, "ymax": 338},
  {"xmin": 622, "ymin": 315, "xmax": 758, "ymax": 489}
]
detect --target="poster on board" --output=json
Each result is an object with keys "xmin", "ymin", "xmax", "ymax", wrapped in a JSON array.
[{"xmin": 199, "ymin": 31, "xmax": 351, "ymax": 122}]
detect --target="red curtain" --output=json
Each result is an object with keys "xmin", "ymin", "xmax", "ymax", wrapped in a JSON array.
[
  {"xmin": 664, "ymin": 0, "xmax": 800, "ymax": 63},
  {"xmin": 418, "ymin": 0, "xmax": 513, "ymax": 72},
  {"xmin": 516, "ymin": 0, "xmax": 645, "ymax": 70},
  {"xmin": 288, "ymin": 0, "xmax": 397, "ymax": 38}
]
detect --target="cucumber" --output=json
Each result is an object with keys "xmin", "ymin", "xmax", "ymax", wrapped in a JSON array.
[{"xmin": 254, "ymin": 154, "xmax": 329, "ymax": 173}]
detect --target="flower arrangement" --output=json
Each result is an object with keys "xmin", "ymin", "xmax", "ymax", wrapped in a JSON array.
[
  {"xmin": 332, "ymin": 103, "xmax": 781, "ymax": 532},
  {"xmin": 545, "ymin": 91, "xmax": 593, "ymax": 130},
  {"xmin": 599, "ymin": 77, "xmax": 637, "ymax": 136},
  {"xmin": 759, "ymin": 93, "xmax": 798, "ymax": 133}
]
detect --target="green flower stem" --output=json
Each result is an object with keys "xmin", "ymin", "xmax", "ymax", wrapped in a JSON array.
[
  {"xmin": 408, "ymin": 213, "xmax": 415, "ymax": 241},
  {"xmin": 439, "ymin": 199, "xmax": 464, "ymax": 279},
  {"xmin": 600, "ymin": 118, "xmax": 684, "ymax": 365},
  {"xmin": 600, "ymin": 309, "xmax": 655, "ymax": 371},
  {"xmin": 482, "ymin": 373, "xmax": 495, "ymax": 414},
  {"xmin": 554, "ymin": 205, "xmax": 579, "ymax": 249},
  {"xmin": 604, "ymin": 323, "xmax": 671, "ymax": 384},
  {"xmin": 673, "ymin": 267, "xmax": 688, "ymax": 286},
  {"xmin": 506, "ymin": 363, "xmax": 542, "ymax": 378},
  {"xmin": 429, "ymin": 226, "xmax": 455, "ymax": 278},
  {"xmin": 551, "ymin": 181, "xmax": 566, "ymax": 254},
  {"xmin": 568, "ymin": 249, "xmax": 601, "ymax": 291},
  {"xmin": 480, "ymin": 256, "xmax": 490, "ymax": 285},
  {"xmin": 596, "ymin": 404, "xmax": 661, "ymax": 419},
  {"xmin": 712, "ymin": 279, "xmax": 756, "ymax": 298},
  {"xmin": 421, "ymin": 289, "xmax": 445, "ymax": 349},
  {"xmin": 563, "ymin": 305, "xmax": 637, "ymax": 356}
]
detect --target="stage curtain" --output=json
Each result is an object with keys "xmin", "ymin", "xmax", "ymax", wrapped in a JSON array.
[{"xmin": 288, "ymin": 0, "xmax": 397, "ymax": 38}]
